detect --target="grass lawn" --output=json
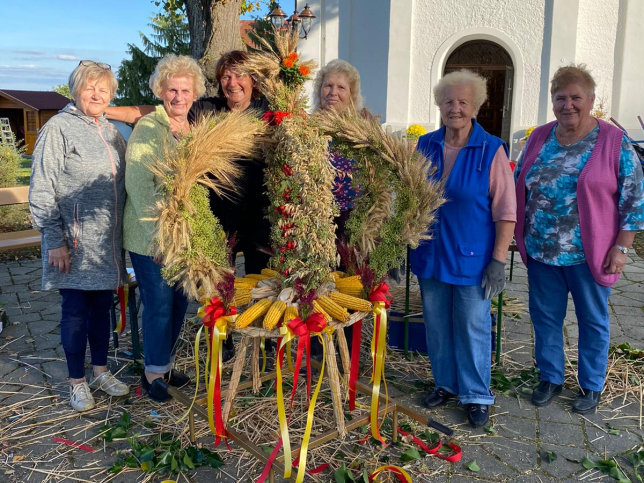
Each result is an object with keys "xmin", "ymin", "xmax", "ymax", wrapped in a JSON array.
[{"xmin": 16, "ymin": 155, "xmax": 32, "ymax": 186}]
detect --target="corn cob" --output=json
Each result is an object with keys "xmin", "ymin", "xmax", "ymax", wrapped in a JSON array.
[
  {"xmin": 334, "ymin": 276, "xmax": 364, "ymax": 297},
  {"xmin": 263, "ymin": 300, "xmax": 287, "ymax": 330},
  {"xmin": 312, "ymin": 300, "xmax": 332, "ymax": 323},
  {"xmin": 245, "ymin": 273, "xmax": 272, "ymax": 281},
  {"xmin": 235, "ymin": 277, "xmax": 259, "ymax": 288},
  {"xmin": 235, "ymin": 298, "xmax": 272, "ymax": 328},
  {"xmin": 316, "ymin": 295, "xmax": 350, "ymax": 322},
  {"xmin": 330, "ymin": 271, "xmax": 344, "ymax": 281},
  {"xmin": 261, "ymin": 268, "xmax": 280, "ymax": 278},
  {"xmin": 329, "ymin": 291, "xmax": 373, "ymax": 312},
  {"xmin": 233, "ymin": 288, "xmax": 252, "ymax": 307},
  {"xmin": 283, "ymin": 305, "xmax": 299, "ymax": 325}
]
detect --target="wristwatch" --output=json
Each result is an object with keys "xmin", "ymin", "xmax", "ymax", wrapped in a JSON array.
[{"xmin": 615, "ymin": 244, "xmax": 629, "ymax": 254}]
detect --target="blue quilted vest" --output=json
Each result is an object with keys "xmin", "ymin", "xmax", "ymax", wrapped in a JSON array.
[{"xmin": 410, "ymin": 119, "xmax": 506, "ymax": 285}]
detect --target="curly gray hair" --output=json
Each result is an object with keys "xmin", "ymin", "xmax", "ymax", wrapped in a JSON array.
[
  {"xmin": 433, "ymin": 69, "xmax": 488, "ymax": 112},
  {"xmin": 149, "ymin": 54, "xmax": 206, "ymax": 100}
]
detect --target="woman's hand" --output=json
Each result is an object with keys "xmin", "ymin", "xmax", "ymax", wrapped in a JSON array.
[
  {"xmin": 48, "ymin": 246, "xmax": 71, "ymax": 274},
  {"xmin": 603, "ymin": 247, "xmax": 627, "ymax": 274}
]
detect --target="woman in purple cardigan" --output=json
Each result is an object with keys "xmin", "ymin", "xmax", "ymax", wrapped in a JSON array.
[{"xmin": 514, "ymin": 64, "xmax": 644, "ymax": 414}]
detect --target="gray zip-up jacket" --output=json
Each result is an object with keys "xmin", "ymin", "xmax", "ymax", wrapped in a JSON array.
[{"xmin": 29, "ymin": 104, "xmax": 126, "ymax": 291}]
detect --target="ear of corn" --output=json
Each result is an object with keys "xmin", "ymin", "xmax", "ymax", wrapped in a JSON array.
[
  {"xmin": 261, "ymin": 268, "xmax": 281, "ymax": 278},
  {"xmin": 245, "ymin": 273, "xmax": 272, "ymax": 281},
  {"xmin": 329, "ymin": 291, "xmax": 373, "ymax": 312},
  {"xmin": 317, "ymin": 295, "xmax": 350, "ymax": 322},
  {"xmin": 233, "ymin": 288, "xmax": 252, "ymax": 307},
  {"xmin": 235, "ymin": 298, "xmax": 272, "ymax": 328},
  {"xmin": 330, "ymin": 271, "xmax": 344, "ymax": 281},
  {"xmin": 263, "ymin": 300, "xmax": 287, "ymax": 330},
  {"xmin": 283, "ymin": 305, "xmax": 299, "ymax": 325},
  {"xmin": 312, "ymin": 300, "xmax": 332, "ymax": 323},
  {"xmin": 334, "ymin": 276, "xmax": 364, "ymax": 297},
  {"xmin": 235, "ymin": 277, "xmax": 260, "ymax": 288}
]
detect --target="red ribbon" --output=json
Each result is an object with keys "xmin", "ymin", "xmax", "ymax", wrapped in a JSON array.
[
  {"xmin": 262, "ymin": 110, "xmax": 291, "ymax": 126},
  {"xmin": 201, "ymin": 297, "xmax": 236, "ymax": 327},
  {"xmin": 397, "ymin": 428, "xmax": 462, "ymax": 462},
  {"xmin": 52, "ymin": 436, "xmax": 94, "ymax": 452},
  {"xmin": 348, "ymin": 319, "xmax": 362, "ymax": 410},
  {"xmin": 369, "ymin": 282, "xmax": 393, "ymax": 308},
  {"xmin": 287, "ymin": 313, "xmax": 327, "ymax": 404},
  {"xmin": 368, "ymin": 466, "xmax": 409, "ymax": 482}
]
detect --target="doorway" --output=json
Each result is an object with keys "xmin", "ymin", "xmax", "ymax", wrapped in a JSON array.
[{"xmin": 444, "ymin": 40, "xmax": 514, "ymax": 143}]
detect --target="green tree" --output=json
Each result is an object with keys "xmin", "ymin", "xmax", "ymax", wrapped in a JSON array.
[
  {"xmin": 114, "ymin": 6, "xmax": 190, "ymax": 106},
  {"xmin": 51, "ymin": 84, "xmax": 71, "ymax": 99}
]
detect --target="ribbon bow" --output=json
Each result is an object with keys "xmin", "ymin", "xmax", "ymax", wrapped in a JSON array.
[{"xmin": 369, "ymin": 282, "xmax": 393, "ymax": 308}]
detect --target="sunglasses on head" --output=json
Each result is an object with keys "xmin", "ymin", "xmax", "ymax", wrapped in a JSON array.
[{"xmin": 78, "ymin": 60, "xmax": 111, "ymax": 70}]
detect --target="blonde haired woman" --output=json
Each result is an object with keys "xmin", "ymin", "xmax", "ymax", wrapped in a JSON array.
[{"xmin": 29, "ymin": 60, "xmax": 129, "ymax": 411}]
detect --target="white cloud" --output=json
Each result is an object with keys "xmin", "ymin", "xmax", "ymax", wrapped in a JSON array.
[{"xmin": 56, "ymin": 54, "xmax": 80, "ymax": 61}]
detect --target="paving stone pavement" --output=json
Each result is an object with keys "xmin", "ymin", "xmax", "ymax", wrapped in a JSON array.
[{"xmin": 0, "ymin": 252, "xmax": 643, "ymax": 482}]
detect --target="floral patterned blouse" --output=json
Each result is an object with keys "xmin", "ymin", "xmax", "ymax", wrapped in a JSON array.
[{"xmin": 329, "ymin": 149, "xmax": 360, "ymax": 212}]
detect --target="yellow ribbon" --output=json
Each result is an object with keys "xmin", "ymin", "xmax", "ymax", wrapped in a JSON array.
[
  {"xmin": 370, "ymin": 301, "xmax": 389, "ymax": 443},
  {"xmin": 370, "ymin": 465, "xmax": 412, "ymax": 482},
  {"xmin": 286, "ymin": 340, "xmax": 294, "ymax": 372},
  {"xmin": 206, "ymin": 316, "xmax": 234, "ymax": 438},
  {"xmin": 276, "ymin": 336, "xmax": 292, "ymax": 478},
  {"xmin": 295, "ymin": 334, "xmax": 326, "ymax": 483}
]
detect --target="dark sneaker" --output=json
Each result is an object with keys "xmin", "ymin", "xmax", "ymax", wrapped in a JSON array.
[
  {"xmin": 467, "ymin": 404, "xmax": 489, "ymax": 428},
  {"xmin": 165, "ymin": 369, "xmax": 190, "ymax": 388},
  {"xmin": 572, "ymin": 388, "xmax": 601, "ymax": 414},
  {"xmin": 422, "ymin": 388, "xmax": 455, "ymax": 408},
  {"xmin": 141, "ymin": 375, "xmax": 172, "ymax": 402},
  {"xmin": 531, "ymin": 381, "xmax": 562, "ymax": 407}
]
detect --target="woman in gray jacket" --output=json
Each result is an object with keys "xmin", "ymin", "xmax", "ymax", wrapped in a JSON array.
[{"xmin": 29, "ymin": 61, "xmax": 129, "ymax": 412}]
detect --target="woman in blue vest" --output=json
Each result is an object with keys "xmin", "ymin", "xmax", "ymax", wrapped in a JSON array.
[{"xmin": 411, "ymin": 69, "xmax": 516, "ymax": 427}]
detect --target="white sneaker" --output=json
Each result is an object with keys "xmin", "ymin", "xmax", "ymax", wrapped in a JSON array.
[
  {"xmin": 70, "ymin": 382, "xmax": 95, "ymax": 412},
  {"xmin": 89, "ymin": 371, "xmax": 129, "ymax": 396}
]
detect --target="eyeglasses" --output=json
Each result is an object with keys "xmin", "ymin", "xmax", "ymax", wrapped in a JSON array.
[{"xmin": 78, "ymin": 60, "xmax": 111, "ymax": 70}]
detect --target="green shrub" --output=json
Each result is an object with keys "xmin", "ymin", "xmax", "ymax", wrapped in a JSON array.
[{"xmin": 0, "ymin": 134, "xmax": 26, "ymax": 188}]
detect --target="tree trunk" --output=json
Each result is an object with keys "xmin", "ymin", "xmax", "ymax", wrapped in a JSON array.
[{"xmin": 184, "ymin": 0, "xmax": 244, "ymax": 95}]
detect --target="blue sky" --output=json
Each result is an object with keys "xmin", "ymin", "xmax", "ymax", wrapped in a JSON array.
[{"xmin": 0, "ymin": 0, "xmax": 282, "ymax": 92}]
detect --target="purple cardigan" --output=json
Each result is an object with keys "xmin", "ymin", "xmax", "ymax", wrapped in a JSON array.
[{"xmin": 515, "ymin": 118, "xmax": 623, "ymax": 287}]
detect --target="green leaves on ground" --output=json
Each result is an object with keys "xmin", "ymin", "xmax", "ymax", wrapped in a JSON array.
[
  {"xmin": 100, "ymin": 411, "xmax": 131, "ymax": 442},
  {"xmin": 491, "ymin": 367, "xmax": 540, "ymax": 396},
  {"xmin": 103, "ymin": 412, "xmax": 223, "ymax": 476},
  {"xmin": 581, "ymin": 457, "xmax": 631, "ymax": 482},
  {"xmin": 334, "ymin": 463, "xmax": 369, "ymax": 483},
  {"xmin": 466, "ymin": 460, "xmax": 480, "ymax": 472},
  {"xmin": 542, "ymin": 450, "xmax": 557, "ymax": 463},
  {"xmin": 400, "ymin": 447, "xmax": 422, "ymax": 462},
  {"xmin": 627, "ymin": 449, "xmax": 644, "ymax": 482}
]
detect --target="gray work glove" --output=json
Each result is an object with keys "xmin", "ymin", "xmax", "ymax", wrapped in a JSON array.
[{"xmin": 481, "ymin": 258, "xmax": 506, "ymax": 299}]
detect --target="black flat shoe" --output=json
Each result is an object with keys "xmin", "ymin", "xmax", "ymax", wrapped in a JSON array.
[
  {"xmin": 141, "ymin": 375, "xmax": 171, "ymax": 402},
  {"xmin": 165, "ymin": 369, "xmax": 190, "ymax": 388},
  {"xmin": 572, "ymin": 388, "xmax": 601, "ymax": 414},
  {"xmin": 531, "ymin": 381, "xmax": 562, "ymax": 407},
  {"xmin": 467, "ymin": 404, "xmax": 489, "ymax": 428},
  {"xmin": 422, "ymin": 388, "xmax": 455, "ymax": 408}
]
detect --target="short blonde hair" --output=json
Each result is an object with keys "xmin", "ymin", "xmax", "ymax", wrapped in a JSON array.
[
  {"xmin": 433, "ymin": 69, "xmax": 488, "ymax": 112},
  {"xmin": 550, "ymin": 64, "xmax": 596, "ymax": 96},
  {"xmin": 313, "ymin": 59, "xmax": 363, "ymax": 111},
  {"xmin": 149, "ymin": 54, "xmax": 206, "ymax": 99},
  {"xmin": 68, "ymin": 61, "xmax": 118, "ymax": 101}
]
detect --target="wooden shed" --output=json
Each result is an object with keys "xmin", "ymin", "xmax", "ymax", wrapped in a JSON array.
[{"xmin": 0, "ymin": 90, "xmax": 69, "ymax": 154}]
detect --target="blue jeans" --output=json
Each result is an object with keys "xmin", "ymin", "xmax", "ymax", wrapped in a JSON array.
[
  {"xmin": 129, "ymin": 252, "xmax": 189, "ymax": 374},
  {"xmin": 419, "ymin": 278, "xmax": 494, "ymax": 405},
  {"xmin": 527, "ymin": 258, "xmax": 611, "ymax": 391},
  {"xmin": 60, "ymin": 289, "xmax": 113, "ymax": 379}
]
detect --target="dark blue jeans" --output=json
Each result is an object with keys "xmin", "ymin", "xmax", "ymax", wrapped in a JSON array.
[
  {"xmin": 527, "ymin": 258, "xmax": 611, "ymax": 391},
  {"xmin": 60, "ymin": 289, "xmax": 113, "ymax": 379},
  {"xmin": 129, "ymin": 252, "xmax": 189, "ymax": 374}
]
